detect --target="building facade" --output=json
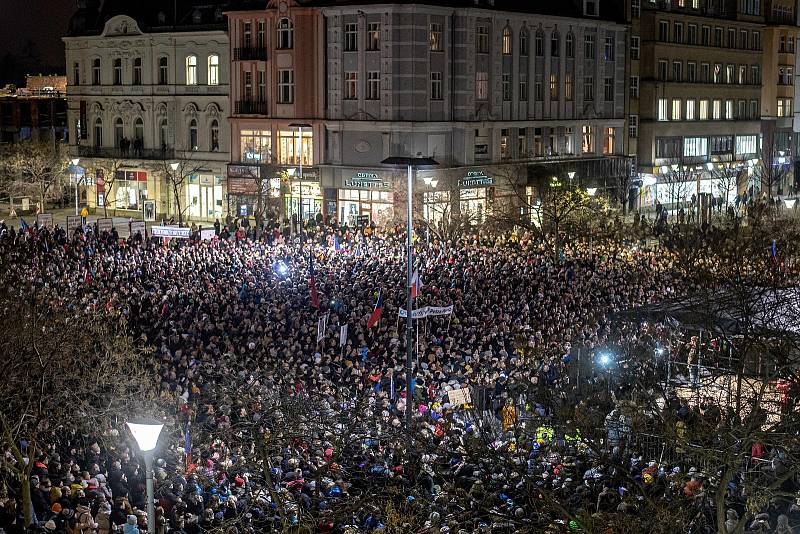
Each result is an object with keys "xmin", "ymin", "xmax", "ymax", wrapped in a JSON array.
[
  {"xmin": 64, "ymin": 0, "xmax": 231, "ymax": 221},
  {"xmin": 0, "ymin": 76, "xmax": 68, "ymax": 144},
  {"xmin": 225, "ymin": 0, "xmax": 631, "ymax": 228}
]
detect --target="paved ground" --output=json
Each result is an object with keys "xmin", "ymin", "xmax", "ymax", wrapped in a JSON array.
[{"xmin": 1, "ymin": 204, "xmax": 152, "ymax": 238}]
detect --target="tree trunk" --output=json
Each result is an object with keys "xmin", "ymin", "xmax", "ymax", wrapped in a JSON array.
[
  {"xmin": 21, "ymin": 472, "xmax": 32, "ymax": 527},
  {"xmin": 172, "ymin": 182, "xmax": 183, "ymax": 224}
]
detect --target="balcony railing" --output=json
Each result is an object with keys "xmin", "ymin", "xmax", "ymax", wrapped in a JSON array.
[
  {"xmin": 234, "ymin": 47, "xmax": 267, "ymax": 61},
  {"xmin": 235, "ymin": 100, "xmax": 267, "ymax": 115},
  {"xmin": 77, "ymin": 146, "xmax": 175, "ymax": 160}
]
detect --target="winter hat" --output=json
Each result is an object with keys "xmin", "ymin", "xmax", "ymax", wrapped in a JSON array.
[
  {"xmin": 44, "ymin": 520, "xmax": 56, "ymax": 531},
  {"xmin": 127, "ymin": 515, "xmax": 138, "ymax": 525},
  {"xmin": 51, "ymin": 503, "xmax": 62, "ymax": 514}
]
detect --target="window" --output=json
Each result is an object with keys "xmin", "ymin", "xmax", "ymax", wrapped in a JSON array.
[
  {"xmin": 258, "ymin": 70, "xmax": 266, "ymax": 101},
  {"xmin": 535, "ymin": 79, "xmax": 543, "ymax": 101},
  {"xmin": 603, "ymin": 127, "xmax": 615, "ymax": 154},
  {"xmin": 735, "ymin": 135, "xmax": 757, "ymax": 155},
  {"xmin": 630, "ymin": 36, "xmax": 640, "ymax": 60},
  {"xmin": 779, "ymin": 66, "xmax": 794, "ymax": 85},
  {"xmin": 780, "ymin": 36, "xmax": 787, "ymax": 53},
  {"xmin": 688, "ymin": 24, "xmax": 697, "ymax": 45},
  {"xmin": 712, "ymin": 99, "xmax": 722, "ymax": 120},
  {"xmin": 752, "ymin": 31, "xmax": 760, "ymax": 50},
  {"xmin": 778, "ymin": 98, "xmax": 793, "ymax": 117},
  {"xmin": 189, "ymin": 119, "xmax": 198, "ymax": 151},
  {"xmin": 134, "ymin": 117, "xmax": 144, "ymax": 142},
  {"xmin": 160, "ymin": 119, "xmax": 168, "ymax": 149},
  {"xmin": 631, "ymin": 0, "xmax": 640, "ymax": 16},
  {"xmin": 673, "ymin": 61, "xmax": 682, "ymax": 81},
  {"xmin": 258, "ymin": 21, "xmax": 265, "ymax": 49},
  {"xmin": 551, "ymin": 32, "xmax": 560, "ymax": 57},
  {"xmin": 367, "ymin": 22, "xmax": 381, "ymax": 51},
  {"xmin": 699, "ymin": 99, "xmax": 709, "ymax": 120},
  {"xmin": 114, "ymin": 117, "xmax": 124, "ymax": 148},
  {"xmin": 518, "ymin": 128, "xmax": 528, "ymax": 158},
  {"xmin": 244, "ymin": 22, "xmax": 252, "ymax": 48},
  {"xmin": 504, "ymin": 74, "xmax": 513, "ymax": 101},
  {"xmin": 519, "ymin": 30, "xmax": 529, "ymax": 55},
  {"xmin": 584, "ymin": 34, "xmax": 595, "ymax": 59},
  {"xmin": 673, "ymin": 22, "xmax": 683, "ymax": 44},
  {"xmin": 629, "ymin": 75, "xmax": 639, "ymax": 98},
  {"xmin": 243, "ymin": 70, "xmax": 253, "ymax": 100},
  {"xmin": 604, "ymin": 35, "xmax": 615, "ymax": 61},
  {"xmin": 658, "ymin": 60, "xmax": 668, "ymax": 80},
  {"xmin": 701, "ymin": 63, "xmax": 710, "ymax": 83},
  {"xmin": 430, "ymin": 23, "xmax": 443, "ymax": 51},
  {"xmin": 93, "ymin": 118, "xmax": 102, "ymax": 147},
  {"xmin": 208, "ymin": 55, "xmax": 219, "ymax": 86},
  {"xmin": 714, "ymin": 27, "xmax": 722, "ymax": 47},
  {"xmin": 739, "ymin": 65, "xmax": 747, "ymax": 84},
  {"xmin": 686, "ymin": 99, "xmax": 696, "ymax": 120},
  {"xmin": 751, "ymin": 66, "xmax": 760, "ymax": 84},
  {"xmin": 582, "ymin": 125, "xmax": 594, "ymax": 153},
  {"xmin": 750, "ymin": 99, "xmax": 758, "ymax": 119},
  {"xmin": 658, "ymin": 98, "xmax": 669, "ymax": 121},
  {"xmin": 476, "ymin": 72, "xmax": 488, "ymax": 100},
  {"xmin": 739, "ymin": 30, "xmax": 747, "ymax": 49},
  {"xmin": 344, "ymin": 23, "xmax": 358, "ymax": 51},
  {"xmin": 519, "ymin": 74, "xmax": 528, "ymax": 101},
  {"xmin": 431, "ymin": 72, "xmax": 443, "ymax": 100},
  {"xmin": 726, "ymin": 64, "xmax": 734, "ymax": 84},
  {"xmin": 585, "ymin": 0, "xmax": 598, "ymax": 16},
  {"xmin": 727, "ymin": 28, "xmax": 735, "ymax": 48},
  {"xmin": 672, "ymin": 98, "xmax": 681, "ymax": 120},
  {"xmin": 604, "ymin": 77, "xmax": 614, "ymax": 101},
  {"xmin": 629, "ymin": 114, "xmax": 638, "ymax": 138},
  {"xmin": 566, "ymin": 33, "xmax": 574, "ymax": 57},
  {"xmin": 564, "ymin": 127, "xmax": 574, "ymax": 154},
  {"xmin": 344, "ymin": 72, "xmax": 358, "ymax": 100},
  {"xmin": 277, "ymin": 18, "xmax": 294, "ymax": 49},
  {"xmin": 702, "ymin": 26, "xmax": 710, "ymax": 46},
  {"xmin": 687, "ymin": 62, "xmax": 696, "ymax": 82},
  {"xmin": 549, "ymin": 73, "xmax": 558, "ymax": 100},
  {"xmin": 683, "ymin": 137, "xmax": 708, "ymax": 157},
  {"xmin": 500, "ymin": 129, "xmax": 510, "ymax": 159},
  {"xmin": 535, "ymin": 31, "xmax": 544, "ymax": 56},
  {"xmin": 185, "ymin": 55, "xmax": 197, "ymax": 85},
  {"xmin": 713, "ymin": 63, "xmax": 722, "ymax": 83},
  {"xmin": 502, "ymin": 27, "xmax": 512, "ymax": 55},
  {"xmin": 132, "ymin": 57, "xmax": 142, "ymax": 85},
  {"xmin": 738, "ymin": 99, "xmax": 747, "ymax": 119},
  {"xmin": 113, "ymin": 58, "xmax": 122, "ymax": 85},
  {"xmin": 565, "ymin": 73, "xmax": 573, "ymax": 100},
  {"xmin": 210, "ymin": 120, "xmax": 219, "ymax": 152},
  {"xmin": 655, "ymin": 137, "xmax": 681, "ymax": 159},
  {"xmin": 240, "ymin": 130, "xmax": 272, "ymax": 162},
  {"xmin": 158, "ymin": 57, "xmax": 168, "ymax": 85},
  {"xmin": 659, "ymin": 20, "xmax": 669, "ymax": 42},
  {"xmin": 278, "ymin": 69, "xmax": 294, "ymax": 103},
  {"xmin": 278, "ymin": 129, "xmax": 312, "ymax": 165},
  {"xmin": 366, "ymin": 71, "xmax": 380, "ymax": 100},
  {"xmin": 584, "ymin": 76, "xmax": 594, "ymax": 101},
  {"xmin": 477, "ymin": 24, "xmax": 489, "ymax": 54},
  {"xmin": 741, "ymin": 0, "xmax": 760, "ymax": 15},
  {"xmin": 73, "ymin": 62, "xmax": 80, "ymax": 85}
]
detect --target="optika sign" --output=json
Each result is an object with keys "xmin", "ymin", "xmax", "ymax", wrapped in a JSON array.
[
  {"xmin": 344, "ymin": 172, "xmax": 390, "ymax": 189},
  {"xmin": 458, "ymin": 170, "xmax": 494, "ymax": 187}
]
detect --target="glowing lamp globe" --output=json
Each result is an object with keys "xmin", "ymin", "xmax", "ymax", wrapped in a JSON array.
[{"xmin": 126, "ymin": 422, "xmax": 164, "ymax": 452}]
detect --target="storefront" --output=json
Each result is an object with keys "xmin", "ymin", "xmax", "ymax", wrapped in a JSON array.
[
  {"xmin": 113, "ymin": 170, "xmax": 152, "ymax": 212},
  {"xmin": 227, "ymin": 163, "xmax": 281, "ymax": 219},
  {"xmin": 285, "ymin": 169, "xmax": 322, "ymax": 222},
  {"xmin": 186, "ymin": 174, "xmax": 224, "ymax": 220},
  {"xmin": 336, "ymin": 171, "xmax": 394, "ymax": 226},
  {"xmin": 458, "ymin": 170, "xmax": 495, "ymax": 223}
]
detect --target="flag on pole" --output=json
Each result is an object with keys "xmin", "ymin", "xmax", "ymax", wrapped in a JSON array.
[
  {"xmin": 366, "ymin": 289, "xmax": 384, "ymax": 329},
  {"xmin": 317, "ymin": 312, "xmax": 329, "ymax": 343},
  {"xmin": 309, "ymin": 252, "xmax": 320, "ymax": 308},
  {"xmin": 339, "ymin": 324, "xmax": 348, "ymax": 346},
  {"xmin": 772, "ymin": 239, "xmax": 777, "ymax": 258},
  {"xmin": 20, "ymin": 218, "xmax": 29, "ymax": 232},
  {"xmin": 410, "ymin": 269, "xmax": 423, "ymax": 299},
  {"xmin": 390, "ymin": 374, "xmax": 395, "ymax": 400},
  {"xmin": 184, "ymin": 423, "xmax": 192, "ymax": 466},
  {"xmin": 333, "ymin": 234, "xmax": 342, "ymax": 252}
]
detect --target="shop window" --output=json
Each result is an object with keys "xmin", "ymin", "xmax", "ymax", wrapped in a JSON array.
[
  {"xmin": 278, "ymin": 129, "xmax": 312, "ymax": 165},
  {"xmin": 240, "ymin": 129, "xmax": 272, "ymax": 162}
]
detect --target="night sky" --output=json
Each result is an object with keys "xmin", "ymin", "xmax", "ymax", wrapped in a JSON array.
[{"xmin": 0, "ymin": 0, "xmax": 74, "ymax": 85}]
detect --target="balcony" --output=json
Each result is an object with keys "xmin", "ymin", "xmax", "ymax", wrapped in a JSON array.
[
  {"xmin": 235, "ymin": 100, "xmax": 267, "ymax": 115},
  {"xmin": 77, "ymin": 146, "xmax": 175, "ymax": 160},
  {"xmin": 234, "ymin": 47, "xmax": 267, "ymax": 61}
]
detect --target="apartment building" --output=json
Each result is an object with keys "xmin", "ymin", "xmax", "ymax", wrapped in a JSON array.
[{"xmin": 64, "ymin": 0, "xmax": 230, "ymax": 221}]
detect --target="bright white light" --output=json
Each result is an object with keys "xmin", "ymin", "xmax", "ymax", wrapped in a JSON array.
[
  {"xmin": 660, "ymin": 166, "xmax": 669, "ymax": 174},
  {"xmin": 126, "ymin": 422, "xmax": 164, "ymax": 452},
  {"xmin": 275, "ymin": 262, "xmax": 289, "ymax": 276},
  {"xmin": 641, "ymin": 175, "xmax": 657, "ymax": 187},
  {"xmin": 170, "ymin": 162, "xmax": 179, "ymax": 171},
  {"xmin": 71, "ymin": 158, "xmax": 80, "ymax": 166},
  {"xmin": 705, "ymin": 162, "xmax": 714, "ymax": 171},
  {"xmin": 655, "ymin": 348, "xmax": 665, "ymax": 356},
  {"xmin": 430, "ymin": 180, "xmax": 439, "ymax": 188},
  {"xmin": 598, "ymin": 353, "xmax": 611, "ymax": 366},
  {"xmin": 287, "ymin": 168, "xmax": 297, "ymax": 177},
  {"xmin": 587, "ymin": 188, "xmax": 598, "ymax": 196},
  {"xmin": 785, "ymin": 199, "xmax": 797, "ymax": 210}
]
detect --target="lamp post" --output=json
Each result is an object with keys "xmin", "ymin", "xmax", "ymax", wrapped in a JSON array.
[
  {"xmin": 126, "ymin": 421, "xmax": 164, "ymax": 534},
  {"xmin": 71, "ymin": 158, "xmax": 81, "ymax": 215},
  {"xmin": 381, "ymin": 156, "xmax": 438, "ymax": 450},
  {"xmin": 289, "ymin": 123, "xmax": 311, "ymax": 246}
]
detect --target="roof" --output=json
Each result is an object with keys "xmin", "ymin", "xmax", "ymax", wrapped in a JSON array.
[{"xmin": 67, "ymin": 0, "xmax": 230, "ymax": 37}]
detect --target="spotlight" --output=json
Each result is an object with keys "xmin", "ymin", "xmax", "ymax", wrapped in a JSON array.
[
  {"xmin": 275, "ymin": 262, "xmax": 289, "ymax": 277},
  {"xmin": 598, "ymin": 353, "xmax": 611, "ymax": 366}
]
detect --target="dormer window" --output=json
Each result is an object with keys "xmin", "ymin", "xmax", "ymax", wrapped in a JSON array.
[
  {"xmin": 585, "ymin": 0, "xmax": 598, "ymax": 16},
  {"xmin": 192, "ymin": 9, "xmax": 202, "ymax": 24},
  {"xmin": 157, "ymin": 11, "xmax": 166, "ymax": 24}
]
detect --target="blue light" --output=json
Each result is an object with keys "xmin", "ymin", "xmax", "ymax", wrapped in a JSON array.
[
  {"xmin": 598, "ymin": 353, "xmax": 611, "ymax": 366},
  {"xmin": 275, "ymin": 262, "xmax": 289, "ymax": 277}
]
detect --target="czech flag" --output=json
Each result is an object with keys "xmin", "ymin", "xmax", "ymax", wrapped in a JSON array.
[
  {"xmin": 366, "ymin": 288, "xmax": 384, "ymax": 329},
  {"xmin": 20, "ymin": 218, "xmax": 30, "ymax": 232},
  {"xmin": 410, "ymin": 269, "xmax": 423, "ymax": 299},
  {"xmin": 309, "ymin": 252, "xmax": 320, "ymax": 308}
]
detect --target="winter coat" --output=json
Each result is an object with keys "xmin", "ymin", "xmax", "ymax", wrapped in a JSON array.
[
  {"xmin": 75, "ymin": 505, "xmax": 98, "ymax": 534},
  {"xmin": 95, "ymin": 510, "xmax": 111, "ymax": 534}
]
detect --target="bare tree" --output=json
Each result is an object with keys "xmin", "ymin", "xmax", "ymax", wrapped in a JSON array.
[
  {"xmin": 155, "ymin": 155, "xmax": 204, "ymax": 224},
  {"xmin": 0, "ymin": 140, "xmax": 68, "ymax": 213},
  {"xmin": 90, "ymin": 156, "xmax": 126, "ymax": 217},
  {"xmin": 753, "ymin": 137, "xmax": 791, "ymax": 198}
]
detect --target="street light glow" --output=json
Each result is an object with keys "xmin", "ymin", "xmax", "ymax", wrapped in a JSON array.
[
  {"xmin": 71, "ymin": 158, "xmax": 80, "ymax": 166},
  {"xmin": 587, "ymin": 188, "xmax": 598, "ymax": 196},
  {"xmin": 170, "ymin": 162, "xmax": 179, "ymax": 171},
  {"xmin": 126, "ymin": 422, "xmax": 164, "ymax": 452},
  {"xmin": 598, "ymin": 353, "xmax": 611, "ymax": 366}
]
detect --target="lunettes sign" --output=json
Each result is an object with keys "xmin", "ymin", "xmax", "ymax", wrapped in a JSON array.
[
  {"xmin": 344, "ymin": 172, "xmax": 391, "ymax": 189},
  {"xmin": 458, "ymin": 170, "xmax": 494, "ymax": 187}
]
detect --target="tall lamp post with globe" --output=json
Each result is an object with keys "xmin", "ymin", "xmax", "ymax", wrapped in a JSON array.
[{"xmin": 126, "ymin": 421, "xmax": 164, "ymax": 534}]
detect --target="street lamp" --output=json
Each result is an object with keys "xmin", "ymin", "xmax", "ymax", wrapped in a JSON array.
[
  {"xmin": 567, "ymin": 171, "xmax": 576, "ymax": 186},
  {"xmin": 381, "ymin": 155, "xmax": 438, "ymax": 450},
  {"xmin": 289, "ymin": 123, "xmax": 311, "ymax": 246},
  {"xmin": 71, "ymin": 158, "xmax": 81, "ymax": 215},
  {"xmin": 586, "ymin": 187, "xmax": 598, "ymax": 197},
  {"xmin": 126, "ymin": 421, "xmax": 164, "ymax": 534}
]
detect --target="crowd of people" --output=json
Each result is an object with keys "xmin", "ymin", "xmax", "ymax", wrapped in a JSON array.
[{"xmin": 0, "ymin": 216, "xmax": 797, "ymax": 533}]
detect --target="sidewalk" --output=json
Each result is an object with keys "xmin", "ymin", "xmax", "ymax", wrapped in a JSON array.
[{"xmin": 0, "ymin": 204, "xmax": 148, "ymax": 238}]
